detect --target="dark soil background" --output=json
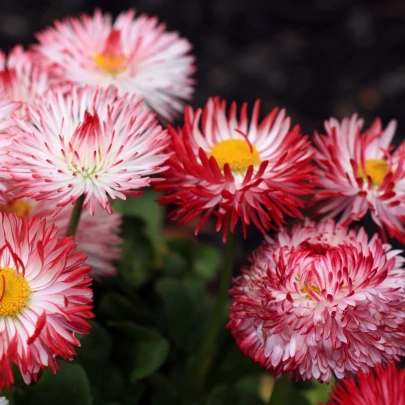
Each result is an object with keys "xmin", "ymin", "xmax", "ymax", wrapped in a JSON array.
[{"xmin": 1, "ymin": 0, "xmax": 405, "ymax": 258}]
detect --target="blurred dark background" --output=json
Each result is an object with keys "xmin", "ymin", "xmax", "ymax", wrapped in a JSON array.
[{"xmin": 1, "ymin": 0, "xmax": 405, "ymax": 257}]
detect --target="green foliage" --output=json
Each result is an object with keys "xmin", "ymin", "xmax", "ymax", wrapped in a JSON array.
[{"xmin": 16, "ymin": 363, "xmax": 93, "ymax": 405}]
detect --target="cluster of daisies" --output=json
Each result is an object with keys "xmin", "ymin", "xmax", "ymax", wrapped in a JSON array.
[{"xmin": 0, "ymin": 7, "xmax": 402, "ymax": 404}]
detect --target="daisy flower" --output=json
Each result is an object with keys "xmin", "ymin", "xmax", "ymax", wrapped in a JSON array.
[
  {"xmin": 228, "ymin": 219, "xmax": 405, "ymax": 382},
  {"xmin": 0, "ymin": 186, "xmax": 121, "ymax": 278},
  {"xmin": 313, "ymin": 114, "xmax": 405, "ymax": 242},
  {"xmin": 323, "ymin": 362, "xmax": 405, "ymax": 405},
  {"xmin": 6, "ymin": 85, "xmax": 169, "ymax": 215},
  {"xmin": 34, "ymin": 9, "xmax": 195, "ymax": 121},
  {"xmin": 0, "ymin": 212, "xmax": 93, "ymax": 389},
  {"xmin": 0, "ymin": 45, "xmax": 51, "ymax": 106},
  {"xmin": 157, "ymin": 97, "xmax": 314, "ymax": 241}
]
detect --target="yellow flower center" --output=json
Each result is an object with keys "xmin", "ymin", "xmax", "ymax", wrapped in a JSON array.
[
  {"xmin": 93, "ymin": 53, "xmax": 127, "ymax": 75},
  {"xmin": 0, "ymin": 267, "xmax": 31, "ymax": 317},
  {"xmin": 209, "ymin": 139, "xmax": 261, "ymax": 172},
  {"xmin": 300, "ymin": 283, "xmax": 321, "ymax": 299},
  {"xmin": 94, "ymin": 28, "xmax": 127, "ymax": 76},
  {"xmin": 358, "ymin": 159, "xmax": 389, "ymax": 186},
  {"xmin": 0, "ymin": 199, "xmax": 32, "ymax": 217}
]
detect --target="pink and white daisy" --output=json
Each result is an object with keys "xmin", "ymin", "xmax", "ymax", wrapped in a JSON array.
[
  {"xmin": 6, "ymin": 85, "xmax": 169, "ymax": 215},
  {"xmin": 228, "ymin": 219, "xmax": 405, "ymax": 382},
  {"xmin": 0, "ymin": 186, "xmax": 121, "ymax": 278},
  {"xmin": 0, "ymin": 212, "xmax": 93, "ymax": 389},
  {"xmin": 157, "ymin": 97, "xmax": 314, "ymax": 241},
  {"xmin": 313, "ymin": 114, "xmax": 405, "ymax": 242},
  {"xmin": 34, "ymin": 9, "xmax": 195, "ymax": 122},
  {"xmin": 323, "ymin": 362, "xmax": 405, "ymax": 405},
  {"xmin": 0, "ymin": 45, "xmax": 51, "ymax": 107}
]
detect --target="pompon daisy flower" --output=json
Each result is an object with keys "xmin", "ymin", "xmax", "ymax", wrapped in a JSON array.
[
  {"xmin": 0, "ymin": 212, "xmax": 93, "ymax": 389},
  {"xmin": 228, "ymin": 219, "xmax": 405, "ymax": 382},
  {"xmin": 0, "ymin": 186, "xmax": 121, "ymax": 278},
  {"xmin": 157, "ymin": 97, "xmax": 314, "ymax": 241},
  {"xmin": 323, "ymin": 362, "xmax": 405, "ymax": 405},
  {"xmin": 34, "ymin": 9, "xmax": 195, "ymax": 122},
  {"xmin": 6, "ymin": 85, "xmax": 169, "ymax": 215},
  {"xmin": 0, "ymin": 45, "xmax": 51, "ymax": 106},
  {"xmin": 313, "ymin": 114, "xmax": 405, "ymax": 242}
]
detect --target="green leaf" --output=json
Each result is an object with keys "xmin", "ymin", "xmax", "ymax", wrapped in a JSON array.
[
  {"xmin": 301, "ymin": 378, "xmax": 334, "ymax": 405},
  {"xmin": 112, "ymin": 190, "xmax": 167, "ymax": 261},
  {"xmin": 118, "ymin": 216, "xmax": 155, "ymax": 287},
  {"xmin": 193, "ymin": 244, "xmax": 222, "ymax": 280},
  {"xmin": 25, "ymin": 362, "xmax": 92, "ymax": 405},
  {"xmin": 155, "ymin": 277, "xmax": 210, "ymax": 350},
  {"xmin": 109, "ymin": 321, "xmax": 170, "ymax": 381},
  {"xmin": 99, "ymin": 292, "xmax": 156, "ymax": 324},
  {"xmin": 77, "ymin": 321, "xmax": 112, "ymax": 376}
]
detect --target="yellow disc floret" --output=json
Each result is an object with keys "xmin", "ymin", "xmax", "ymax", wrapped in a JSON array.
[
  {"xmin": 209, "ymin": 139, "xmax": 261, "ymax": 172},
  {"xmin": 0, "ymin": 199, "xmax": 32, "ymax": 217},
  {"xmin": 358, "ymin": 159, "xmax": 389, "ymax": 186},
  {"xmin": 94, "ymin": 53, "xmax": 127, "ymax": 76},
  {"xmin": 0, "ymin": 267, "xmax": 31, "ymax": 317}
]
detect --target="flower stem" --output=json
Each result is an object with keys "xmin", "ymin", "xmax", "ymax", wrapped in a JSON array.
[
  {"xmin": 65, "ymin": 194, "xmax": 85, "ymax": 237},
  {"xmin": 190, "ymin": 229, "xmax": 235, "ymax": 392},
  {"xmin": 268, "ymin": 373, "xmax": 290, "ymax": 405}
]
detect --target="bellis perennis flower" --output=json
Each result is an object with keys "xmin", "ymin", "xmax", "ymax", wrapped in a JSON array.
[
  {"xmin": 35, "ymin": 9, "xmax": 195, "ymax": 121},
  {"xmin": 0, "ymin": 213, "xmax": 93, "ymax": 389},
  {"xmin": 157, "ymin": 97, "xmax": 314, "ymax": 240},
  {"xmin": 0, "ymin": 184, "xmax": 121, "ymax": 278},
  {"xmin": 313, "ymin": 114, "xmax": 405, "ymax": 242},
  {"xmin": 6, "ymin": 85, "xmax": 169, "ymax": 215},
  {"xmin": 0, "ymin": 45, "xmax": 51, "ymax": 106},
  {"xmin": 228, "ymin": 219, "xmax": 405, "ymax": 382},
  {"xmin": 323, "ymin": 362, "xmax": 405, "ymax": 405}
]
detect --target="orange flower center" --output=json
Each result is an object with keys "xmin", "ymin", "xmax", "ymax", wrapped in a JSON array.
[
  {"xmin": 94, "ymin": 29, "xmax": 127, "ymax": 75},
  {"xmin": 0, "ymin": 267, "xmax": 30, "ymax": 317},
  {"xmin": 0, "ymin": 199, "xmax": 32, "ymax": 217},
  {"xmin": 209, "ymin": 139, "xmax": 261, "ymax": 172},
  {"xmin": 358, "ymin": 159, "xmax": 389, "ymax": 186}
]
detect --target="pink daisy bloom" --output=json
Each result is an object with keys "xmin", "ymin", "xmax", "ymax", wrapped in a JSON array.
[
  {"xmin": 228, "ymin": 219, "xmax": 405, "ymax": 382},
  {"xmin": 34, "ymin": 9, "xmax": 195, "ymax": 122},
  {"xmin": 0, "ymin": 186, "xmax": 121, "ymax": 278},
  {"xmin": 0, "ymin": 45, "xmax": 51, "ymax": 106},
  {"xmin": 323, "ymin": 362, "xmax": 405, "ymax": 405},
  {"xmin": 6, "ymin": 85, "xmax": 169, "ymax": 215},
  {"xmin": 0, "ymin": 212, "xmax": 93, "ymax": 389},
  {"xmin": 157, "ymin": 97, "xmax": 314, "ymax": 241},
  {"xmin": 313, "ymin": 114, "xmax": 405, "ymax": 242}
]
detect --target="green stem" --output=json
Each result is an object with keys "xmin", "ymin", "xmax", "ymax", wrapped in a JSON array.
[
  {"xmin": 268, "ymin": 373, "xmax": 290, "ymax": 405},
  {"xmin": 190, "ymin": 229, "xmax": 235, "ymax": 392},
  {"xmin": 65, "ymin": 194, "xmax": 85, "ymax": 237}
]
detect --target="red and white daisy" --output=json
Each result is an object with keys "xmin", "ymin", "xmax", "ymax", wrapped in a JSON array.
[
  {"xmin": 0, "ymin": 186, "xmax": 121, "ymax": 278},
  {"xmin": 6, "ymin": 85, "xmax": 169, "ymax": 215},
  {"xmin": 34, "ymin": 9, "xmax": 195, "ymax": 122},
  {"xmin": 157, "ymin": 97, "xmax": 314, "ymax": 241},
  {"xmin": 313, "ymin": 114, "xmax": 405, "ymax": 242},
  {"xmin": 323, "ymin": 362, "xmax": 405, "ymax": 405},
  {"xmin": 0, "ymin": 45, "xmax": 51, "ymax": 107},
  {"xmin": 228, "ymin": 219, "xmax": 405, "ymax": 382},
  {"xmin": 0, "ymin": 212, "xmax": 93, "ymax": 389}
]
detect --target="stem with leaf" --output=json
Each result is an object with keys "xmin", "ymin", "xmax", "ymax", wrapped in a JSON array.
[{"xmin": 189, "ymin": 229, "xmax": 235, "ymax": 392}]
